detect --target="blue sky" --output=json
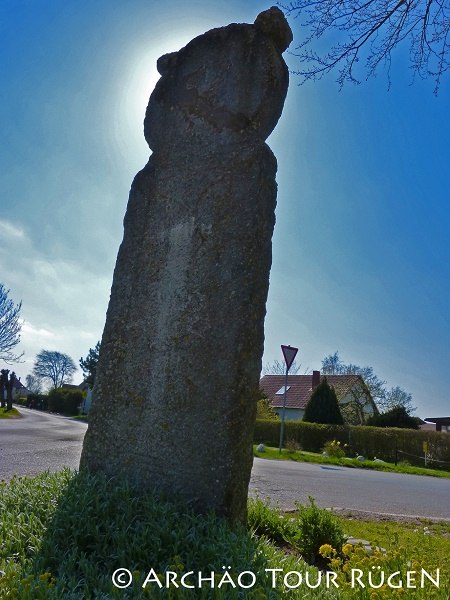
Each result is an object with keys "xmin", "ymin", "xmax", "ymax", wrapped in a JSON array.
[{"xmin": 1, "ymin": 0, "xmax": 448, "ymax": 419}]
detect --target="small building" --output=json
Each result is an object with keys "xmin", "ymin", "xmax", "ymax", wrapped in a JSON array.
[
  {"xmin": 12, "ymin": 378, "xmax": 30, "ymax": 400},
  {"xmin": 423, "ymin": 417, "xmax": 450, "ymax": 433},
  {"xmin": 260, "ymin": 370, "xmax": 377, "ymax": 424}
]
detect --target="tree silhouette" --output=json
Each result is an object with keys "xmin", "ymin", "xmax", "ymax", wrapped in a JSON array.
[
  {"xmin": 79, "ymin": 341, "xmax": 101, "ymax": 387},
  {"xmin": 33, "ymin": 350, "xmax": 77, "ymax": 389},
  {"xmin": 283, "ymin": 0, "xmax": 449, "ymax": 92},
  {"xmin": 303, "ymin": 377, "xmax": 344, "ymax": 424},
  {"xmin": 0, "ymin": 283, "xmax": 23, "ymax": 363}
]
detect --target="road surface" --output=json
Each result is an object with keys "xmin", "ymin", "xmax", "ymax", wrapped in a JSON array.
[
  {"xmin": 250, "ymin": 457, "xmax": 450, "ymax": 521},
  {"xmin": 1, "ymin": 408, "xmax": 449, "ymax": 521},
  {"xmin": 0, "ymin": 406, "xmax": 87, "ymax": 480}
]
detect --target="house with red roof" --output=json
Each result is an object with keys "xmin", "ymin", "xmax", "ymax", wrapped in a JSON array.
[{"xmin": 260, "ymin": 370, "xmax": 377, "ymax": 424}]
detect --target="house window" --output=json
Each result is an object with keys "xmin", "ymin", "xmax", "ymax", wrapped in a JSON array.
[{"xmin": 275, "ymin": 386, "xmax": 291, "ymax": 395}]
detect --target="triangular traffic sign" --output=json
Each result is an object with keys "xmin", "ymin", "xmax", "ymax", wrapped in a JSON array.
[{"xmin": 281, "ymin": 344, "xmax": 298, "ymax": 371}]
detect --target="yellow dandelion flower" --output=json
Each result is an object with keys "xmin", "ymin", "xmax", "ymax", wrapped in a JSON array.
[
  {"xmin": 342, "ymin": 543, "xmax": 353, "ymax": 556},
  {"xmin": 319, "ymin": 543, "xmax": 335, "ymax": 558}
]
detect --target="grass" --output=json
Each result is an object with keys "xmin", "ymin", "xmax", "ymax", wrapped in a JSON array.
[
  {"xmin": 0, "ymin": 407, "xmax": 21, "ymax": 419},
  {"xmin": 68, "ymin": 415, "xmax": 88, "ymax": 422},
  {"xmin": 1, "ymin": 470, "xmax": 449, "ymax": 598},
  {"xmin": 254, "ymin": 445, "xmax": 450, "ymax": 478},
  {"xmin": 342, "ymin": 515, "xmax": 450, "ymax": 573}
]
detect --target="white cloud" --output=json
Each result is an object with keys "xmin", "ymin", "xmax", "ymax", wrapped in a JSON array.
[
  {"xmin": 0, "ymin": 221, "xmax": 111, "ymax": 385},
  {"xmin": 0, "ymin": 219, "xmax": 25, "ymax": 239},
  {"xmin": 21, "ymin": 322, "xmax": 56, "ymax": 340}
]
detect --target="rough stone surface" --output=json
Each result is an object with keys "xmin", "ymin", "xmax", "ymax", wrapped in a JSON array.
[{"xmin": 80, "ymin": 7, "xmax": 291, "ymax": 522}]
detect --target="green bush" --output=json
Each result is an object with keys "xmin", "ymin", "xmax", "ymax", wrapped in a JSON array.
[
  {"xmin": 247, "ymin": 497, "xmax": 295, "ymax": 544},
  {"xmin": 47, "ymin": 389, "xmax": 83, "ymax": 415},
  {"xmin": 256, "ymin": 394, "xmax": 279, "ymax": 420},
  {"xmin": 248, "ymin": 497, "xmax": 346, "ymax": 563},
  {"xmin": 290, "ymin": 497, "xmax": 346, "ymax": 561},
  {"xmin": 25, "ymin": 394, "xmax": 48, "ymax": 410},
  {"xmin": 367, "ymin": 405, "xmax": 419, "ymax": 429},
  {"xmin": 322, "ymin": 439, "xmax": 346, "ymax": 458}
]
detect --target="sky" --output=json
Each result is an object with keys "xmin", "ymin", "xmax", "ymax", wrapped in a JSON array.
[{"xmin": 1, "ymin": 0, "xmax": 448, "ymax": 419}]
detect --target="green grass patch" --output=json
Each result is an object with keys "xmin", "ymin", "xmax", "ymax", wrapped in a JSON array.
[
  {"xmin": 0, "ymin": 407, "xmax": 21, "ymax": 419},
  {"xmin": 254, "ymin": 445, "xmax": 450, "ymax": 478},
  {"xmin": 68, "ymin": 415, "xmax": 88, "ymax": 422},
  {"xmin": 1, "ymin": 470, "xmax": 449, "ymax": 598},
  {"xmin": 341, "ymin": 516, "xmax": 450, "ymax": 574}
]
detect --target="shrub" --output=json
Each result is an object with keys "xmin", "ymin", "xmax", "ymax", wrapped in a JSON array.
[
  {"xmin": 286, "ymin": 438, "xmax": 302, "ymax": 452},
  {"xmin": 322, "ymin": 439, "xmax": 346, "ymax": 458},
  {"xmin": 47, "ymin": 388, "xmax": 83, "ymax": 415},
  {"xmin": 290, "ymin": 497, "xmax": 346, "ymax": 561},
  {"xmin": 247, "ymin": 497, "xmax": 294, "ymax": 544},
  {"xmin": 25, "ymin": 393, "xmax": 48, "ymax": 410},
  {"xmin": 256, "ymin": 394, "xmax": 279, "ymax": 420},
  {"xmin": 303, "ymin": 378, "xmax": 344, "ymax": 425},
  {"xmin": 367, "ymin": 405, "xmax": 420, "ymax": 429}
]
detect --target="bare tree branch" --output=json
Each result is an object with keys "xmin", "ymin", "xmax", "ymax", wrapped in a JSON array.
[
  {"xmin": 0, "ymin": 283, "xmax": 24, "ymax": 363},
  {"xmin": 33, "ymin": 350, "xmax": 77, "ymax": 389},
  {"xmin": 281, "ymin": 0, "xmax": 449, "ymax": 92}
]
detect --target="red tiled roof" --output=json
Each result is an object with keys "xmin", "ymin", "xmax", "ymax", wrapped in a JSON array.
[{"xmin": 260, "ymin": 374, "xmax": 365, "ymax": 409}]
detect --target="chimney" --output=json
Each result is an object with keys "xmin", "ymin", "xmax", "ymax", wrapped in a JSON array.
[{"xmin": 312, "ymin": 370, "xmax": 320, "ymax": 388}]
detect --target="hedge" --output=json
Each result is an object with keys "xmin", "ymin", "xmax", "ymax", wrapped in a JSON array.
[
  {"xmin": 254, "ymin": 419, "xmax": 450, "ymax": 470},
  {"xmin": 15, "ymin": 394, "xmax": 48, "ymax": 409},
  {"xmin": 47, "ymin": 389, "xmax": 84, "ymax": 416}
]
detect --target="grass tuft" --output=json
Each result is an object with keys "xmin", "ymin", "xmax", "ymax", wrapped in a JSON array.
[{"xmin": 0, "ymin": 407, "xmax": 21, "ymax": 419}]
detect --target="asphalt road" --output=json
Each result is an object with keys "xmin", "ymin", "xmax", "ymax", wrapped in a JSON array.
[
  {"xmin": 1, "ymin": 409, "xmax": 449, "ymax": 521},
  {"xmin": 0, "ymin": 406, "xmax": 87, "ymax": 480},
  {"xmin": 250, "ymin": 457, "xmax": 450, "ymax": 521}
]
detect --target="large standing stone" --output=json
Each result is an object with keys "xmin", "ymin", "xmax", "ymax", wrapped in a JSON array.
[{"xmin": 80, "ymin": 7, "xmax": 292, "ymax": 522}]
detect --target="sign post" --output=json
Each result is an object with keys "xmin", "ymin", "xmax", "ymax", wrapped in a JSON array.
[{"xmin": 278, "ymin": 344, "xmax": 298, "ymax": 454}]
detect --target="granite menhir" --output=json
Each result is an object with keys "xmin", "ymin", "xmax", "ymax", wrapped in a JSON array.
[{"xmin": 80, "ymin": 7, "xmax": 292, "ymax": 522}]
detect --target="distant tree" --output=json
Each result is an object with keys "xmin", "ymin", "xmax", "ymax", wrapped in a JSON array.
[
  {"xmin": 25, "ymin": 374, "xmax": 43, "ymax": 395},
  {"xmin": 378, "ymin": 385, "xmax": 416, "ymax": 414},
  {"xmin": 0, "ymin": 283, "xmax": 23, "ymax": 363},
  {"xmin": 367, "ymin": 405, "xmax": 420, "ymax": 429},
  {"xmin": 79, "ymin": 341, "xmax": 101, "ymax": 387},
  {"xmin": 303, "ymin": 377, "xmax": 344, "ymax": 425},
  {"xmin": 6, "ymin": 371, "xmax": 15, "ymax": 410},
  {"xmin": 282, "ymin": 0, "xmax": 449, "ymax": 92},
  {"xmin": 0, "ymin": 369, "xmax": 16, "ymax": 410},
  {"xmin": 321, "ymin": 351, "xmax": 345, "ymax": 375},
  {"xmin": 321, "ymin": 351, "xmax": 386, "ymax": 408},
  {"xmin": 33, "ymin": 350, "xmax": 77, "ymax": 389},
  {"xmin": 338, "ymin": 380, "xmax": 377, "ymax": 426},
  {"xmin": 0, "ymin": 369, "xmax": 8, "ymax": 408},
  {"xmin": 263, "ymin": 359, "xmax": 305, "ymax": 375}
]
